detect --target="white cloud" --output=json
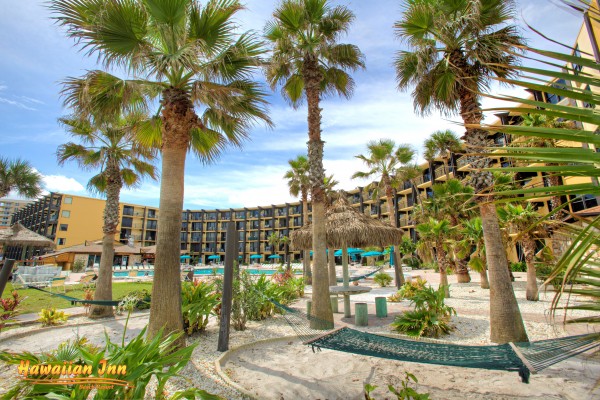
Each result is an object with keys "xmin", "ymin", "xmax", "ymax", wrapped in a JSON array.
[
  {"xmin": 0, "ymin": 97, "xmax": 36, "ymax": 111},
  {"xmin": 43, "ymin": 175, "xmax": 85, "ymax": 193}
]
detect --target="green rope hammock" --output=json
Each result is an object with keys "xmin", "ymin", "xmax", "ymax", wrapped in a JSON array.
[
  {"xmin": 28, "ymin": 286, "xmax": 120, "ymax": 306},
  {"xmin": 266, "ymin": 296, "xmax": 600, "ymax": 383},
  {"xmin": 336, "ymin": 267, "xmax": 383, "ymax": 283}
]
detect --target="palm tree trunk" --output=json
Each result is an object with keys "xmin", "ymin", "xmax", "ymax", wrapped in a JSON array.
[
  {"xmin": 522, "ymin": 237, "xmax": 539, "ymax": 301},
  {"xmin": 149, "ymin": 89, "xmax": 193, "ymax": 347},
  {"xmin": 443, "ymin": 158, "xmax": 450, "ymax": 180},
  {"xmin": 384, "ymin": 178, "xmax": 404, "ymax": 289},
  {"xmin": 455, "ymin": 257, "xmax": 471, "ymax": 283},
  {"xmin": 480, "ymin": 202, "xmax": 528, "ymax": 343},
  {"xmin": 90, "ymin": 165, "xmax": 121, "ymax": 318},
  {"xmin": 302, "ymin": 191, "xmax": 311, "ymax": 284},
  {"xmin": 436, "ymin": 242, "xmax": 450, "ymax": 298},
  {"xmin": 305, "ymin": 57, "xmax": 332, "ymax": 330},
  {"xmin": 480, "ymin": 269, "xmax": 490, "ymax": 289},
  {"xmin": 328, "ymin": 247, "xmax": 336, "ymax": 286}
]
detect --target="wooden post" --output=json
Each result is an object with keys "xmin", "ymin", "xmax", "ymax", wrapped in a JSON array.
[
  {"xmin": 375, "ymin": 297, "xmax": 387, "ymax": 318},
  {"xmin": 330, "ymin": 295, "xmax": 339, "ymax": 313},
  {"xmin": 217, "ymin": 222, "xmax": 238, "ymax": 352},
  {"xmin": 355, "ymin": 302, "xmax": 368, "ymax": 326},
  {"xmin": 0, "ymin": 259, "xmax": 15, "ymax": 298}
]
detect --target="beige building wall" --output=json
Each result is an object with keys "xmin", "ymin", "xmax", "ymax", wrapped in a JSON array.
[{"xmin": 55, "ymin": 194, "xmax": 108, "ymax": 250}]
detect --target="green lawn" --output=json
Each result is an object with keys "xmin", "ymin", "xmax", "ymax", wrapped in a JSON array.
[{"xmin": 5, "ymin": 281, "xmax": 154, "ymax": 315}]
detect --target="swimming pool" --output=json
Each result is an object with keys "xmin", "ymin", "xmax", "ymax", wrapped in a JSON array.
[{"xmin": 112, "ymin": 268, "xmax": 301, "ymax": 278}]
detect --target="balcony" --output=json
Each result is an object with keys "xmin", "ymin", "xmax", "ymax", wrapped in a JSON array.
[
  {"xmin": 434, "ymin": 165, "xmax": 454, "ymax": 181},
  {"xmin": 457, "ymin": 156, "xmax": 471, "ymax": 171},
  {"xmin": 398, "ymin": 215, "xmax": 414, "ymax": 227}
]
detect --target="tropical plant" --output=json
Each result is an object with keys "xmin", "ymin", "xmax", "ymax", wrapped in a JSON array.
[
  {"xmin": 284, "ymin": 155, "xmax": 312, "ymax": 280},
  {"xmin": 181, "ymin": 280, "xmax": 220, "ymax": 335},
  {"xmin": 0, "ymin": 291, "xmax": 24, "ymax": 332},
  {"xmin": 71, "ymin": 258, "xmax": 86, "ymax": 273},
  {"xmin": 457, "ymin": 217, "xmax": 489, "ymax": 289},
  {"xmin": 395, "ymin": 0, "xmax": 528, "ymax": 344},
  {"xmin": 415, "ymin": 218, "xmax": 453, "ymax": 297},
  {"xmin": 50, "ymin": 0, "xmax": 272, "ymax": 345},
  {"xmin": 423, "ymin": 130, "xmax": 462, "ymax": 180},
  {"xmin": 389, "ymin": 277, "xmax": 428, "ymax": 302},
  {"xmin": 0, "ymin": 157, "xmax": 43, "ymax": 199},
  {"xmin": 498, "ymin": 203, "xmax": 549, "ymax": 301},
  {"xmin": 353, "ymin": 139, "xmax": 414, "ymax": 288},
  {"xmin": 391, "ymin": 285, "xmax": 456, "ymax": 338},
  {"xmin": 118, "ymin": 289, "xmax": 152, "ymax": 311},
  {"xmin": 365, "ymin": 372, "xmax": 431, "ymax": 400},
  {"xmin": 266, "ymin": 0, "xmax": 365, "ymax": 330},
  {"xmin": 280, "ymin": 235, "xmax": 292, "ymax": 270},
  {"xmin": 38, "ymin": 308, "xmax": 68, "ymax": 326},
  {"xmin": 57, "ymin": 114, "xmax": 157, "ymax": 318},
  {"xmin": 0, "ymin": 328, "xmax": 220, "ymax": 400},
  {"xmin": 82, "ymin": 288, "xmax": 95, "ymax": 315},
  {"xmin": 374, "ymin": 271, "xmax": 393, "ymax": 287},
  {"xmin": 267, "ymin": 232, "xmax": 280, "ymax": 261}
]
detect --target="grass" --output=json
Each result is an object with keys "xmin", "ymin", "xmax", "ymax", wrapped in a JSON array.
[{"xmin": 4, "ymin": 281, "xmax": 154, "ymax": 315}]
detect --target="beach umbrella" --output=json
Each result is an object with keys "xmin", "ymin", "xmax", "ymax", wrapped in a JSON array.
[
  {"xmin": 180, "ymin": 255, "xmax": 192, "ymax": 260},
  {"xmin": 268, "ymin": 254, "xmax": 281, "ymax": 259},
  {"xmin": 250, "ymin": 254, "xmax": 262, "ymax": 259},
  {"xmin": 207, "ymin": 255, "xmax": 220, "ymax": 260},
  {"xmin": 361, "ymin": 251, "xmax": 383, "ymax": 257},
  {"xmin": 291, "ymin": 195, "xmax": 403, "ymax": 315}
]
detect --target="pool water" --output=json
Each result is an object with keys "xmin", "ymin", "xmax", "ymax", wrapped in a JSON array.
[{"xmin": 112, "ymin": 268, "xmax": 301, "ymax": 278}]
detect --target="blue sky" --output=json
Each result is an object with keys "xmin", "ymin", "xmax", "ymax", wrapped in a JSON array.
[{"xmin": 0, "ymin": 0, "xmax": 584, "ymax": 209}]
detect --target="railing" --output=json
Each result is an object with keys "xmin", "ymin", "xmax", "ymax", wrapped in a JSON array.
[
  {"xmin": 398, "ymin": 215, "xmax": 413, "ymax": 227},
  {"xmin": 457, "ymin": 157, "xmax": 471, "ymax": 168}
]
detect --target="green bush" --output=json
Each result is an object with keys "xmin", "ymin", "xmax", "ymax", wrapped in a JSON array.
[
  {"xmin": 72, "ymin": 259, "xmax": 86, "ymax": 272},
  {"xmin": 374, "ymin": 272, "xmax": 393, "ymax": 287},
  {"xmin": 181, "ymin": 281, "xmax": 220, "ymax": 335},
  {"xmin": 510, "ymin": 261, "xmax": 527, "ymax": 272},
  {"xmin": 391, "ymin": 286, "xmax": 455, "ymax": 338},
  {"xmin": 402, "ymin": 256, "xmax": 421, "ymax": 269},
  {"xmin": 119, "ymin": 289, "xmax": 151, "ymax": 310},
  {"xmin": 0, "ymin": 328, "xmax": 220, "ymax": 400},
  {"xmin": 388, "ymin": 278, "xmax": 428, "ymax": 302},
  {"xmin": 38, "ymin": 308, "xmax": 68, "ymax": 326},
  {"xmin": 365, "ymin": 371, "xmax": 430, "ymax": 400}
]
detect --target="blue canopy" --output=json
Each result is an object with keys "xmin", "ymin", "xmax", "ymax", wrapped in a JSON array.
[
  {"xmin": 250, "ymin": 254, "xmax": 262, "ymax": 259},
  {"xmin": 361, "ymin": 251, "xmax": 383, "ymax": 257},
  {"xmin": 180, "ymin": 255, "xmax": 191, "ymax": 259},
  {"xmin": 207, "ymin": 255, "xmax": 220, "ymax": 260},
  {"xmin": 333, "ymin": 248, "xmax": 363, "ymax": 257},
  {"xmin": 309, "ymin": 249, "xmax": 328, "ymax": 256},
  {"xmin": 268, "ymin": 254, "xmax": 281, "ymax": 259}
]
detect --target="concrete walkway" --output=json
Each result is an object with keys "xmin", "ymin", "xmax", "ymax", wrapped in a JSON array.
[{"xmin": 14, "ymin": 306, "xmax": 87, "ymax": 323}]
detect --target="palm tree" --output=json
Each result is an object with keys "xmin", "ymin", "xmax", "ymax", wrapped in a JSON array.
[
  {"xmin": 51, "ymin": 0, "xmax": 271, "ymax": 343},
  {"xmin": 458, "ymin": 217, "xmax": 489, "ymax": 289},
  {"xmin": 266, "ymin": 0, "xmax": 364, "ymax": 329},
  {"xmin": 422, "ymin": 179, "xmax": 475, "ymax": 283},
  {"xmin": 352, "ymin": 139, "xmax": 411, "ymax": 289},
  {"xmin": 280, "ymin": 235, "xmax": 291, "ymax": 270},
  {"xmin": 0, "ymin": 158, "xmax": 43, "ymax": 199},
  {"xmin": 416, "ymin": 217, "xmax": 454, "ymax": 297},
  {"xmin": 267, "ymin": 232, "xmax": 280, "ymax": 264},
  {"xmin": 284, "ymin": 155, "xmax": 311, "ymax": 280},
  {"xmin": 395, "ymin": 0, "xmax": 528, "ymax": 343},
  {"xmin": 57, "ymin": 114, "xmax": 157, "ymax": 317},
  {"xmin": 424, "ymin": 130, "xmax": 462, "ymax": 180},
  {"xmin": 498, "ymin": 203, "xmax": 547, "ymax": 301},
  {"xmin": 323, "ymin": 174, "xmax": 339, "ymax": 286}
]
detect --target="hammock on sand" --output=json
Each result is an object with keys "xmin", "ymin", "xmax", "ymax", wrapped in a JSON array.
[
  {"xmin": 267, "ymin": 297, "xmax": 600, "ymax": 383},
  {"xmin": 336, "ymin": 267, "xmax": 383, "ymax": 283}
]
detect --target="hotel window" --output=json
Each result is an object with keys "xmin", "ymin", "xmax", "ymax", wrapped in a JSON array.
[
  {"xmin": 61, "ymin": 210, "xmax": 70, "ymax": 218},
  {"xmin": 58, "ymin": 238, "xmax": 66, "ymax": 245},
  {"xmin": 64, "ymin": 197, "xmax": 72, "ymax": 204},
  {"xmin": 59, "ymin": 224, "xmax": 68, "ymax": 231}
]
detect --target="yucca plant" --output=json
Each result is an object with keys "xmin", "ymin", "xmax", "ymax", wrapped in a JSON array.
[
  {"xmin": 476, "ymin": 1, "xmax": 600, "ymax": 324},
  {"xmin": 181, "ymin": 281, "xmax": 220, "ymax": 335}
]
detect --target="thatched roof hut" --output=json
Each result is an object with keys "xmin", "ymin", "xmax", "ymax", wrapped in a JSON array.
[
  {"xmin": 290, "ymin": 196, "xmax": 403, "ymax": 250},
  {"xmin": 0, "ymin": 222, "xmax": 56, "ymax": 248}
]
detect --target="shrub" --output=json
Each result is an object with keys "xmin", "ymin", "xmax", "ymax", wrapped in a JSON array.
[
  {"xmin": 83, "ymin": 288, "xmax": 94, "ymax": 315},
  {"xmin": 181, "ymin": 281, "xmax": 220, "ymax": 335},
  {"xmin": 118, "ymin": 289, "xmax": 151, "ymax": 311},
  {"xmin": 39, "ymin": 308, "xmax": 68, "ymax": 326},
  {"xmin": 510, "ymin": 261, "xmax": 527, "ymax": 272},
  {"xmin": 0, "ymin": 328, "xmax": 219, "ymax": 400},
  {"xmin": 72, "ymin": 259, "xmax": 86, "ymax": 272},
  {"xmin": 365, "ymin": 371, "xmax": 430, "ymax": 400},
  {"xmin": 0, "ymin": 291, "xmax": 24, "ymax": 332},
  {"xmin": 388, "ymin": 278, "xmax": 428, "ymax": 302},
  {"xmin": 391, "ymin": 286, "xmax": 455, "ymax": 338},
  {"xmin": 374, "ymin": 272, "xmax": 393, "ymax": 287}
]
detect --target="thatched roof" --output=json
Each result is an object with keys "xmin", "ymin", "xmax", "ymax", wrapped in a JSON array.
[
  {"xmin": 40, "ymin": 241, "xmax": 142, "ymax": 258},
  {"xmin": 290, "ymin": 196, "xmax": 403, "ymax": 250},
  {"xmin": 0, "ymin": 222, "xmax": 56, "ymax": 248}
]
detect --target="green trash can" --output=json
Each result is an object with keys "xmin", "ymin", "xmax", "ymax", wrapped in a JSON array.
[{"xmin": 375, "ymin": 297, "xmax": 387, "ymax": 318}]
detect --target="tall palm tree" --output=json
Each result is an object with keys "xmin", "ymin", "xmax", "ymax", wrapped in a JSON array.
[
  {"xmin": 0, "ymin": 158, "xmax": 43, "ymax": 199},
  {"xmin": 424, "ymin": 130, "xmax": 462, "ymax": 180},
  {"xmin": 352, "ymin": 139, "xmax": 410, "ymax": 289},
  {"xmin": 458, "ymin": 217, "xmax": 489, "ymax": 289},
  {"xmin": 498, "ymin": 203, "xmax": 547, "ymax": 301},
  {"xmin": 279, "ymin": 235, "xmax": 291, "ymax": 270},
  {"xmin": 267, "ymin": 232, "xmax": 280, "ymax": 263},
  {"xmin": 284, "ymin": 155, "xmax": 311, "ymax": 280},
  {"xmin": 266, "ymin": 0, "xmax": 364, "ymax": 329},
  {"xmin": 51, "ymin": 0, "xmax": 271, "ymax": 343},
  {"xmin": 323, "ymin": 174, "xmax": 339, "ymax": 286},
  {"xmin": 395, "ymin": 0, "xmax": 528, "ymax": 343},
  {"xmin": 57, "ymin": 114, "xmax": 157, "ymax": 318},
  {"xmin": 416, "ymin": 217, "xmax": 454, "ymax": 297}
]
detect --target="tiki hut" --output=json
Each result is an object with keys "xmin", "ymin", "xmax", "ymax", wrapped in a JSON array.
[
  {"xmin": 0, "ymin": 222, "xmax": 56, "ymax": 263},
  {"xmin": 291, "ymin": 195, "xmax": 403, "ymax": 316}
]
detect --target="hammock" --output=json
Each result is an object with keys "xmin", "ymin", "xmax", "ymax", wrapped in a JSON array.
[
  {"xmin": 267, "ymin": 297, "xmax": 600, "ymax": 383},
  {"xmin": 28, "ymin": 286, "xmax": 121, "ymax": 306},
  {"xmin": 336, "ymin": 267, "xmax": 383, "ymax": 283}
]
